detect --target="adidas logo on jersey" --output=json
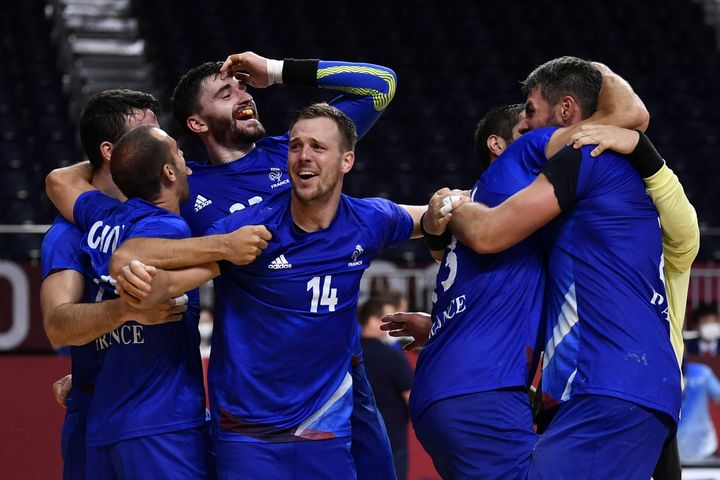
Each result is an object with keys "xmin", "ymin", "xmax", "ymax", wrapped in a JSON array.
[
  {"xmin": 194, "ymin": 194, "xmax": 212, "ymax": 212},
  {"xmin": 268, "ymin": 254, "xmax": 293, "ymax": 269}
]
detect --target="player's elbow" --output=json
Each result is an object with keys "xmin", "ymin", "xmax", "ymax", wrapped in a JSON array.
[
  {"xmin": 464, "ymin": 233, "xmax": 506, "ymax": 255},
  {"xmin": 45, "ymin": 170, "xmax": 63, "ymax": 205},
  {"xmin": 43, "ymin": 315, "xmax": 67, "ymax": 349},
  {"xmin": 620, "ymin": 100, "xmax": 650, "ymax": 132}
]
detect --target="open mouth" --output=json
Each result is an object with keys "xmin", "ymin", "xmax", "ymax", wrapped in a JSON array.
[
  {"xmin": 234, "ymin": 107, "xmax": 255, "ymax": 121},
  {"xmin": 298, "ymin": 171, "xmax": 317, "ymax": 180}
]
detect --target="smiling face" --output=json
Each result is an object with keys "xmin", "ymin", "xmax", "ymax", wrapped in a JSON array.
[
  {"xmin": 288, "ymin": 117, "xmax": 354, "ymax": 206},
  {"xmin": 193, "ymin": 75, "xmax": 266, "ymax": 147}
]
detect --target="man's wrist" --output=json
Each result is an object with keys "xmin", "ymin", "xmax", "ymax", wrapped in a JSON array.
[
  {"xmin": 420, "ymin": 213, "xmax": 452, "ymax": 251},
  {"xmin": 629, "ymin": 131, "xmax": 664, "ymax": 178},
  {"xmin": 266, "ymin": 59, "xmax": 283, "ymax": 85},
  {"xmin": 282, "ymin": 59, "xmax": 320, "ymax": 86}
]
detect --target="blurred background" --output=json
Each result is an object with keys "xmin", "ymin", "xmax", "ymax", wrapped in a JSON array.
[{"xmin": 1, "ymin": 0, "xmax": 720, "ymax": 478}]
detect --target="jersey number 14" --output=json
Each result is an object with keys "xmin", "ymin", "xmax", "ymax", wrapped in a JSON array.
[{"xmin": 307, "ymin": 275, "xmax": 338, "ymax": 313}]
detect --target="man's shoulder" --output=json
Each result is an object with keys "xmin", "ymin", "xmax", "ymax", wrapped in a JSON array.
[{"xmin": 207, "ymin": 191, "xmax": 289, "ymax": 235}]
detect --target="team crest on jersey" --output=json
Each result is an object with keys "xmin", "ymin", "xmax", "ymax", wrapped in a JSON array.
[
  {"xmin": 348, "ymin": 244, "xmax": 364, "ymax": 267},
  {"xmin": 269, "ymin": 167, "xmax": 290, "ymax": 189},
  {"xmin": 194, "ymin": 194, "xmax": 212, "ymax": 212},
  {"xmin": 268, "ymin": 254, "xmax": 293, "ymax": 269}
]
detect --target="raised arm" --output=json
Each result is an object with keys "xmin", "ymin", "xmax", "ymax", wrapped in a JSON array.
[
  {"xmin": 110, "ymin": 224, "xmax": 272, "ymax": 276},
  {"xmin": 45, "ymin": 162, "xmax": 95, "ymax": 224},
  {"xmin": 546, "ymin": 63, "xmax": 649, "ymax": 157},
  {"xmin": 220, "ymin": 52, "xmax": 397, "ymax": 138}
]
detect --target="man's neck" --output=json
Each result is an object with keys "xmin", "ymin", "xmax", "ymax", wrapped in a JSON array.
[
  {"xmin": 153, "ymin": 194, "xmax": 180, "ymax": 214},
  {"xmin": 92, "ymin": 169, "xmax": 126, "ymax": 201},
  {"xmin": 205, "ymin": 141, "xmax": 256, "ymax": 165},
  {"xmin": 290, "ymin": 193, "xmax": 341, "ymax": 233}
]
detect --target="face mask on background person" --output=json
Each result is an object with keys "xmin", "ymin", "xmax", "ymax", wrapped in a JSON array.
[{"xmin": 700, "ymin": 322, "xmax": 720, "ymax": 342}]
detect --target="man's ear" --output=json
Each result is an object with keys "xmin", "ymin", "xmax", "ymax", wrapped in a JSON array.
[
  {"xmin": 341, "ymin": 151, "xmax": 355, "ymax": 174},
  {"xmin": 187, "ymin": 115, "xmax": 207, "ymax": 134},
  {"xmin": 559, "ymin": 96, "xmax": 580, "ymax": 124},
  {"xmin": 100, "ymin": 141, "xmax": 113, "ymax": 164},
  {"xmin": 162, "ymin": 163, "xmax": 177, "ymax": 184},
  {"xmin": 486, "ymin": 134, "xmax": 508, "ymax": 157}
]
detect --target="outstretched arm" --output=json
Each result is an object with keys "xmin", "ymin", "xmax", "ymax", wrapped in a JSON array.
[
  {"xmin": 220, "ymin": 52, "xmax": 397, "ymax": 138},
  {"xmin": 45, "ymin": 162, "xmax": 95, "ymax": 224},
  {"xmin": 116, "ymin": 260, "xmax": 220, "ymax": 308},
  {"xmin": 546, "ymin": 63, "xmax": 649, "ymax": 157},
  {"xmin": 449, "ymin": 175, "xmax": 561, "ymax": 254},
  {"xmin": 110, "ymin": 225, "xmax": 272, "ymax": 276}
]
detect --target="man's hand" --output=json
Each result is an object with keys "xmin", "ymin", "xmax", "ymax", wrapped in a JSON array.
[
  {"xmin": 224, "ymin": 225, "xmax": 272, "ymax": 265},
  {"xmin": 219, "ymin": 51, "xmax": 271, "ymax": 87},
  {"xmin": 120, "ymin": 295, "xmax": 188, "ymax": 326},
  {"xmin": 425, "ymin": 188, "xmax": 470, "ymax": 235},
  {"xmin": 115, "ymin": 260, "xmax": 169, "ymax": 308},
  {"xmin": 380, "ymin": 312, "xmax": 432, "ymax": 351},
  {"xmin": 569, "ymin": 125, "xmax": 640, "ymax": 157},
  {"xmin": 52, "ymin": 374, "xmax": 72, "ymax": 408}
]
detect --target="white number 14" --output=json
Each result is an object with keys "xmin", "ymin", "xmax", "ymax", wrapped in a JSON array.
[{"xmin": 306, "ymin": 275, "xmax": 338, "ymax": 313}]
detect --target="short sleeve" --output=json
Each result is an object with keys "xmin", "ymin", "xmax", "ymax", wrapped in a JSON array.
[
  {"xmin": 365, "ymin": 198, "xmax": 413, "ymax": 249},
  {"xmin": 133, "ymin": 215, "xmax": 191, "ymax": 240},
  {"xmin": 73, "ymin": 190, "xmax": 122, "ymax": 231},
  {"xmin": 541, "ymin": 146, "xmax": 582, "ymax": 212}
]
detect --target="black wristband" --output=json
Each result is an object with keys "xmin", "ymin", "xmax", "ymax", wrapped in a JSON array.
[
  {"xmin": 282, "ymin": 59, "xmax": 319, "ymax": 86},
  {"xmin": 628, "ymin": 131, "xmax": 664, "ymax": 178},
  {"xmin": 420, "ymin": 213, "xmax": 452, "ymax": 251}
]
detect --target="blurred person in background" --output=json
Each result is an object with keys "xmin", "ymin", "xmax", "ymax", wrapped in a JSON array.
[
  {"xmin": 359, "ymin": 295, "xmax": 413, "ymax": 480},
  {"xmin": 686, "ymin": 304, "xmax": 720, "ymax": 356},
  {"xmin": 678, "ymin": 358, "xmax": 720, "ymax": 462}
]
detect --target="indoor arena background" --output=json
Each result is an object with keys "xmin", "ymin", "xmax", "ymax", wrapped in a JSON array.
[{"xmin": 1, "ymin": 0, "xmax": 719, "ymax": 478}]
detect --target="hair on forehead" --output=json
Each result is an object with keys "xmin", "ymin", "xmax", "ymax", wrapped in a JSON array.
[{"xmin": 291, "ymin": 102, "xmax": 358, "ymax": 152}]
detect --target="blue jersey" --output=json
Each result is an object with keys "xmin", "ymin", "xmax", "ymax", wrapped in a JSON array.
[
  {"xmin": 181, "ymin": 60, "xmax": 397, "ymax": 237},
  {"xmin": 409, "ymin": 128, "xmax": 554, "ymax": 421},
  {"xmin": 41, "ymin": 216, "xmax": 102, "ymax": 390},
  {"xmin": 205, "ymin": 192, "xmax": 413, "ymax": 442},
  {"xmin": 540, "ymin": 146, "xmax": 681, "ymax": 420},
  {"xmin": 73, "ymin": 191, "xmax": 206, "ymax": 447}
]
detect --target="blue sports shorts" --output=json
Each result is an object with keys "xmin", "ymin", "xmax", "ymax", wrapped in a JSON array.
[
  {"xmin": 528, "ymin": 394, "xmax": 675, "ymax": 479},
  {"xmin": 413, "ymin": 387, "xmax": 537, "ymax": 480}
]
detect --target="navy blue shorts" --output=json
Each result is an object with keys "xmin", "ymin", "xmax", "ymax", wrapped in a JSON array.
[
  {"xmin": 86, "ymin": 427, "xmax": 209, "ymax": 479},
  {"xmin": 350, "ymin": 360, "xmax": 397, "ymax": 480},
  {"xmin": 528, "ymin": 394, "xmax": 675, "ymax": 479},
  {"xmin": 413, "ymin": 388, "xmax": 537, "ymax": 480},
  {"xmin": 214, "ymin": 436, "xmax": 354, "ymax": 479},
  {"xmin": 61, "ymin": 390, "xmax": 91, "ymax": 480}
]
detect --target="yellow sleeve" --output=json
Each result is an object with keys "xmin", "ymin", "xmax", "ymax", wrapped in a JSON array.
[{"xmin": 644, "ymin": 164, "xmax": 700, "ymax": 273}]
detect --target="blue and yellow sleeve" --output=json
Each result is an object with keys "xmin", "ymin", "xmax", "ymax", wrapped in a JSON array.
[{"xmin": 283, "ymin": 59, "xmax": 397, "ymax": 138}]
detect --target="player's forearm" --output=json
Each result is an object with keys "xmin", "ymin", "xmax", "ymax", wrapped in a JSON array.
[
  {"xmin": 645, "ymin": 166, "xmax": 700, "ymax": 271},
  {"xmin": 110, "ymin": 235, "xmax": 230, "ymax": 276},
  {"xmin": 166, "ymin": 264, "xmax": 219, "ymax": 297},
  {"xmin": 625, "ymin": 134, "xmax": 700, "ymax": 271},
  {"xmin": 45, "ymin": 161, "xmax": 94, "ymax": 224},
  {"xmin": 449, "ymin": 203, "xmax": 511, "ymax": 254},
  {"xmin": 292, "ymin": 60, "xmax": 396, "ymax": 137},
  {"xmin": 44, "ymin": 299, "xmax": 129, "ymax": 348},
  {"xmin": 593, "ymin": 65, "xmax": 649, "ymax": 132},
  {"xmin": 400, "ymin": 204, "xmax": 427, "ymax": 239}
]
